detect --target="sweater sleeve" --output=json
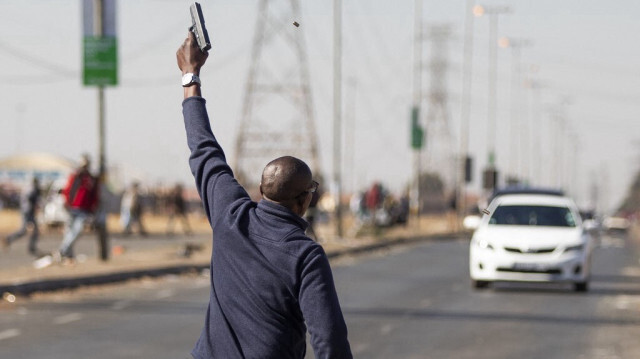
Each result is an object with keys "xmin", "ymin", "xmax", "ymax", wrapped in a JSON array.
[
  {"xmin": 182, "ymin": 96, "xmax": 249, "ymax": 225},
  {"xmin": 299, "ymin": 247, "xmax": 352, "ymax": 359}
]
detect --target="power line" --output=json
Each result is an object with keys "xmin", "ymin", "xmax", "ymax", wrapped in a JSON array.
[{"xmin": 0, "ymin": 40, "xmax": 76, "ymax": 77}]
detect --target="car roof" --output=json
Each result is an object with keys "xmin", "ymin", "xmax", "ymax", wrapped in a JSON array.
[
  {"xmin": 490, "ymin": 186, "xmax": 564, "ymax": 202},
  {"xmin": 490, "ymin": 194, "xmax": 575, "ymax": 207}
]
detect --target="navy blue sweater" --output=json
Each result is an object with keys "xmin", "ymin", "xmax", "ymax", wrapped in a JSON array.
[{"xmin": 183, "ymin": 97, "xmax": 352, "ymax": 359}]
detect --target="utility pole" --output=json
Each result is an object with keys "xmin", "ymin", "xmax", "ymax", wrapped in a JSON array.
[
  {"xmin": 500, "ymin": 37, "xmax": 532, "ymax": 183},
  {"xmin": 526, "ymin": 75, "xmax": 543, "ymax": 186},
  {"xmin": 333, "ymin": 0, "xmax": 343, "ymax": 238},
  {"xmin": 345, "ymin": 78, "xmax": 357, "ymax": 194},
  {"xmin": 410, "ymin": 0, "xmax": 424, "ymax": 227},
  {"xmin": 475, "ymin": 5, "xmax": 511, "ymax": 191},
  {"xmin": 457, "ymin": 0, "xmax": 478, "ymax": 226},
  {"xmin": 90, "ymin": 0, "xmax": 114, "ymax": 261},
  {"xmin": 550, "ymin": 98, "xmax": 570, "ymax": 190}
]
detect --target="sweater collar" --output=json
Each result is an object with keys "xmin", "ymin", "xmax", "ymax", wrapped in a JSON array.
[{"xmin": 257, "ymin": 200, "xmax": 309, "ymax": 230}]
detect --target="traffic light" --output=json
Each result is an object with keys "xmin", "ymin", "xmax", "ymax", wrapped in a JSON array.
[
  {"xmin": 410, "ymin": 106, "xmax": 424, "ymax": 150},
  {"xmin": 482, "ymin": 168, "xmax": 498, "ymax": 190},
  {"xmin": 464, "ymin": 156, "xmax": 473, "ymax": 183}
]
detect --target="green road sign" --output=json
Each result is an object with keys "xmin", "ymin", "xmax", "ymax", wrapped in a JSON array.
[
  {"xmin": 83, "ymin": 36, "xmax": 118, "ymax": 86},
  {"xmin": 411, "ymin": 106, "xmax": 424, "ymax": 149}
]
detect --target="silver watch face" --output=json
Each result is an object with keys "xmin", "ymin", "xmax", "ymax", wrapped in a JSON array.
[
  {"xmin": 182, "ymin": 73, "xmax": 195, "ymax": 86},
  {"xmin": 182, "ymin": 73, "xmax": 201, "ymax": 87}
]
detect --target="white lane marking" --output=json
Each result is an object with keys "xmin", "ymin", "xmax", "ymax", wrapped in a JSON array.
[
  {"xmin": 590, "ymin": 347, "xmax": 621, "ymax": 359},
  {"xmin": 192, "ymin": 278, "xmax": 210, "ymax": 288},
  {"xmin": 600, "ymin": 236, "xmax": 625, "ymax": 248},
  {"xmin": 16, "ymin": 307, "xmax": 28, "ymax": 315},
  {"xmin": 111, "ymin": 300, "xmax": 132, "ymax": 311},
  {"xmin": 379, "ymin": 323, "xmax": 393, "ymax": 335},
  {"xmin": 0, "ymin": 329, "xmax": 21, "ymax": 341},
  {"xmin": 622, "ymin": 266, "xmax": 640, "ymax": 276},
  {"xmin": 53, "ymin": 313, "xmax": 83, "ymax": 325},
  {"xmin": 155, "ymin": 289, "xmax": 174, "ymax": 299},
  {"xmin": 614, "ymin": 295, "xmax": 640, "ymax": 312}
]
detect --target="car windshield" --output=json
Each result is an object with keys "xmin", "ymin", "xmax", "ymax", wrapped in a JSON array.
[{"xmin": 489, "ymin": 205, "xmax": 577, "ymax": 227}]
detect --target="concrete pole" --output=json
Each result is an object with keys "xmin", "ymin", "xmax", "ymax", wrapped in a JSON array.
[
  {"xmin": 94, "ymin": 0, "xmax": 109, "ymax": 261},
  {"xmin": 530, "ymin": 79, "xmax": 542, "ymax": 185},
  {"xmin": 478, "ymin": 5, "xmax": 510, "ymax": 174},
  {"xmin": 487, "ymin": 13, "xmax": 498, "ymax": 167},
  {"xmin": 411, "ymin": 0, "xmax": 423, "ymax": 227},
  {"xmin": 345, "ymin": 78, "xmax": 357, "ymax": 194},
  {"xmin": 333, "ymin": 0, "xmax": 343, "ymax": 238},
  {"xmin": 457, "ymin": 0, "xmax": 476, "ymax": 225}
]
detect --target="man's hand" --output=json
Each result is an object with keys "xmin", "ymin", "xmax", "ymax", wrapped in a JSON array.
[
  {"xmin": 178, "ymin": 31, "xmax": 208, "ymax": 98},
  {"xmin": 177, "ymin": 31, "xmax": 209, "ymax": 75}
]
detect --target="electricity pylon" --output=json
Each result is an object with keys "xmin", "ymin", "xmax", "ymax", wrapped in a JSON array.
[
  {"xmin": 234, "ymin": 0, "xmax": 320, "ymax": 189},
  {"xmin": 424, "ymin": 24, "xmax": 455, "ymax": 188}
]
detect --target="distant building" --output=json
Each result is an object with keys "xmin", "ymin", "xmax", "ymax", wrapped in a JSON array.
[{"xmin": 0, "ymin": 152, "xmax": 75, "ymax": 189}]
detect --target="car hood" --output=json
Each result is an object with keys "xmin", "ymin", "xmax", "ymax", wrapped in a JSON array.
[{"xmin": 474, "ymin": 225, "xmax": 583, "ymax": 248}]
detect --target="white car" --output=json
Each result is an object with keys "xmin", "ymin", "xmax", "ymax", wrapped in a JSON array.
[
  {"xmin": 469, "ymin": 192, "xmax": 594, "ymax": 292},
  {"xmin": 43, "ymin": 192, "xmax": 69, "ymax": 228}
]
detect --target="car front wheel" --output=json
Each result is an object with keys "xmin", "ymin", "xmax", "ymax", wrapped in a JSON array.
[
  {"xmin": 573, "ymin": 281, "xmax": 589, "ymax": 292},
  {"xmin": 472, "ymin": 280, "xmax": 490, "ymax": 289}
]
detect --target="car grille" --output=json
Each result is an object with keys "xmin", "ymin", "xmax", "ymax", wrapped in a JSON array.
[
  {"xmin": 503, "ymin": 246, "xmax": 556, "ymax": 254},
  {"xmin": 497, "ymin": 267, "xmax": 562, "ymax": 274}
]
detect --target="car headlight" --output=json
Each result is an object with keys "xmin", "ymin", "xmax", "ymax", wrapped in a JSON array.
[
  {"xmin": 476, "ymin": 239, "xmax": 494, "ymax": 250},
  {"xmin": 564, "ymin": 244, "xmax": 584, "ymax": 253}
]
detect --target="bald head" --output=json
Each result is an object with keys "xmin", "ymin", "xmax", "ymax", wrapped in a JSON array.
[{"xmin": 260, "ymin": 156, "xmax": 313, "ymax": 203}]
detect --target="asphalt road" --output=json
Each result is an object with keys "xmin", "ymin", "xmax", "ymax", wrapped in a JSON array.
[{"xmin": 1, "ymin": 233, "xmax": 639, "ymax": 359}]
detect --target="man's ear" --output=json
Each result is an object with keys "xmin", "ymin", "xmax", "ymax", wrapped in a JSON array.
[
  {"xmin": 259, "ymin": 183, "xmax": 263, "ymax": 195},
  {"xmin": 295, "ymin": 192, "xmax": 310, "ymax": 213}
]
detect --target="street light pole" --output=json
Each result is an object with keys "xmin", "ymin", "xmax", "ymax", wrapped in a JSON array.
[
  {"xmin": 411, "ymin": 0, "xmax": 424, "ymax": 227},
  {"xmin": 93, "ymin": 0, "xmax": 109, "ymax": 261},
  {"xmin": 333, "ymin": 0, "xmax": 343, "ymax": 238},
  {"xmin": 456, "ymin": 0, "xmax": 477, "ymax": 226},
  {"xmin": 475, "ymin": 5, "xmax": 511, "ymax": 189},
  {"xmin": 500, "ymin": 37, "xmax": 532, "ymax": 183},
  {"xmin": 529, "ymin": 77, "xmax": 543, "ymax": 185}
]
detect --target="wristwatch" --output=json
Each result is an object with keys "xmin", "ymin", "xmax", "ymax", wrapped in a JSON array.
[{"xmin": 181, "ymin": 73, "xmax": 201, "ymax": 87}]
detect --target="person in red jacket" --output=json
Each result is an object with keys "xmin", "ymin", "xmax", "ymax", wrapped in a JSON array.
[{"xmin": 57, "ymin": 154, "xmax": 99, "ymax": 260}]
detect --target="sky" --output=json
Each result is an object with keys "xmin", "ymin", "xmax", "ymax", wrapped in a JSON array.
[{"xmin": 0, "ymin": 0, "xmax": 639, "ymax": 213}]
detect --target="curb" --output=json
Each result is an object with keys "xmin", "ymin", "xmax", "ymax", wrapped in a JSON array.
[{"xmin": 1, "ymin": 232, "xmax": 468, "ymax": 297}]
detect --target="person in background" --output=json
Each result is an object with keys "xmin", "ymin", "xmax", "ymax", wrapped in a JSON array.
[
  {"xmin": 304, "ymin": 185, "xmax": 322, "ymax": 241},
  {"xmin": 3, "ymin": 177, "xmax": 42, "ymax": 256},
  {"xmin": 56, "ymin": 154, "xmax": 99, "ymax": 261},
  {"xmin": 121, "ymin": 182, "xmax": 147, "ymax": 236},
  {"xmin": 166, "ymin": 183, "xmax": 192, "ymax": 236}
]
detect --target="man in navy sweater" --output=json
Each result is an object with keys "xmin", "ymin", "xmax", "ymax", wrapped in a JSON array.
[{"xmin": 177, "ymin": 32, "xmax": 352, "ymax": 359}]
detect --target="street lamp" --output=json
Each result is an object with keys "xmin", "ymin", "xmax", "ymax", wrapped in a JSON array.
[
  {"xmin": 500, "ymin": 36, "xmax": 533, "ymax": 184},
  {"xmin": 456, "ymin": 0, "xmax": 479, "ymax": 228},
  {"xmin": 475, "ymin": 4, "xmax": 511, "ymax": 191},
  {"xmin": 524, "ymin": 73, "xmax": 544, "ymax": 185}
]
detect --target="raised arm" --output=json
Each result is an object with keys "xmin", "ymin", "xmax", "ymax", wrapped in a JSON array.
[
  {"xmin": 177, "ymin": 32, "xmax": 249, "ymax": 225},
  {"xmin": 177, "ymin": 31, "xmax": 206, "ymax": 100}
]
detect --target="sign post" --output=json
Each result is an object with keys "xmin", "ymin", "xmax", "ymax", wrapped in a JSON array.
[{"xmin": 83, "ymin": 0, "xmax": 117, "ymax": 261}]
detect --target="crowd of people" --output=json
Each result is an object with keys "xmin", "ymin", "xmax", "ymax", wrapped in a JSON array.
[
  {"xmin": 1, "ymin": 155, "xmax": 197, "ymax": 262},
  {"xmin": 350, "ymin": 182, "xmax": 410, "ymax": 228}
]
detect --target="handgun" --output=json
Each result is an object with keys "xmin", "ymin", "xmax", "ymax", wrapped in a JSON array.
[{"xmin": 190, "ymin": 2, "xmax": 211, "ymax": 53}]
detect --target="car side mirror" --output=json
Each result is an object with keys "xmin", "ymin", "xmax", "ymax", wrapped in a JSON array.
[
  {"xmin": 463, "ymin": 215, "xmax": 482, "ymax": 231},
  {"xmin": 582, "ymin": 219, "xmax": 597, "ymax": 231}
]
